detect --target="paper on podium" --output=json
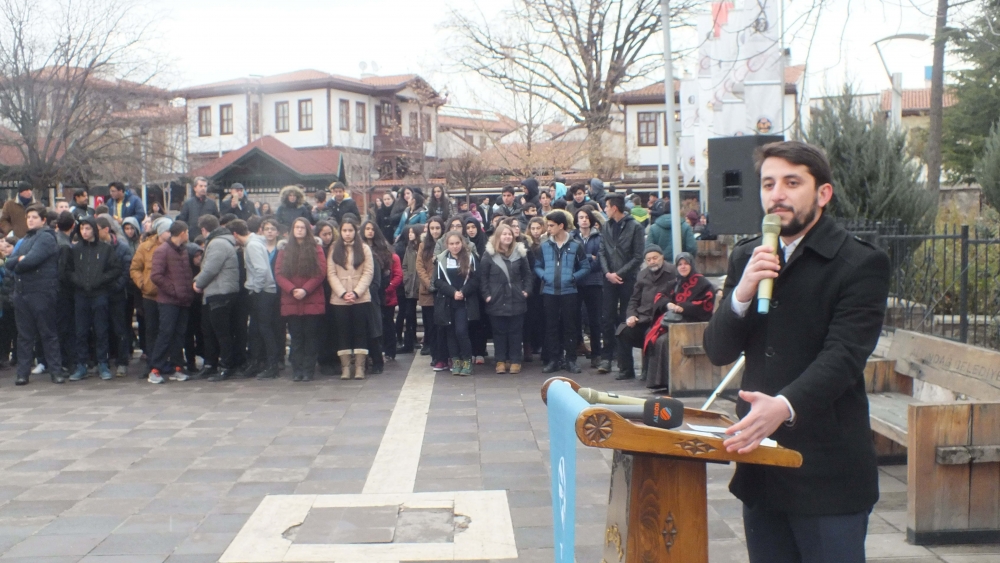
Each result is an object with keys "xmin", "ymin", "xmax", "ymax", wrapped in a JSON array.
[{"xmin": 685, "ymin": 424, "xmax": 778, "ymax": 448}]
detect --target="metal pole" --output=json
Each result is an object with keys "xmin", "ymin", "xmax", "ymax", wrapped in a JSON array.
[
  {"xmin": 656, "ymin": 129, "xmax": 663, "ymax": 200},
  {"xmin": 661, "ymin": 0, "xmax": 682, "ymax": 260},
  {"xmin": 959, "ymin": 225, "xmax": 969, "ymax": 343}
]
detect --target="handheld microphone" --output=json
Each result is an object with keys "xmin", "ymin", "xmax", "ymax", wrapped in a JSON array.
[
  {"xmin": 577, "ymin": 388, "xmax": 647, "ymax": 406},
  {"xmin": 757, "ymin": 213, "xmax": 782, "ymax": 314},
  {"xmin": 602, "ymin": 397, "xmax": 685, "ymax": 430}
]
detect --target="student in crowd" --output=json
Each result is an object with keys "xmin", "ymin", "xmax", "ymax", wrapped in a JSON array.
[
  {"xmin": 65, "ymin": 215, "xmax": 120, "ymax": 381},
  {"xmin": 328, "ymin": 218, "xmax": 374, "ymax": 380},
  {"xmin": 426, "ymin": 185, "xmax": 452, "ymax": 222},
  {"xmin": 362, "ymin": 219, "xmax": 401, "ymax": 367},
  {"xmin": 131, "ymin": 217, "xmax": 172, "ymax": 375},
  {"xmin": 492, "ymin": 186, "xmax": 520, "ymax": 217},
  {"xmin": 535, "ymin": 211, "xmax": 590, "ymax": 374},
  {"xmin": 397, "ymin": 225, "xmax": 423, "ymax": 354},
  {"xmin": 184, "ymin": 242, "xmax": 204, "ymax": 373},
  {"xmin": 325, "ymin": 182, "xmax": 360, "ymax": 225},
  {"xmin": 97, "ymin": 216, "xmax": 135, "ymax": 376},
  {"xmin": 176, "ymin": 177, "xmax": 218, "ymax": 241},
  {"xmin": 0, "ymin": 236, "xmax": 15, "ymax": 368},
  {"xmin": 395, "ymin": 187, "xmax": 428, "ymax": 241},
  {"xmin": 71, "ymin": 189, "xmax": 94, "ymax": 222},
  {"xmin": 538, "ymin": 190, "xmax": 554, "ymax": 215},
  {"xmin": 573, "ymin": 206, "xmax": 604, "ymax": 367},
  {"xmin": 598, "ymin": 195, "xmax": 646, "ymax": 374},
  {"xmin": 275, "ymin": 185, "xmax": 313, "ymax": 229},
  {"xmin": 375, "ymin": 192, "xmax": 396, "ymax": 242},
  {"xmin": 314, "ymin": 220, "xmax": 339, "ymax": 375},
  {"xmin": 480, "ymin": 223, "xmax": 531, "ymax": 374},
  {"xmin": 276, "ymin": 217, "xmax": 328, "ymax": 382},
  {"xmin": 148, "ymin": 221, "xmax": 195, "ymax": 384},
  {"xmin": 229, "ymin": 219, "xmax": 280, "ymax": 380},
  {"xmin": 523, "ymin": 217, "xmax": 546, "ymax": 362},
  {"xmin": 194, "ymin": 215, "xmax": 241, "ymax": 381},
  {"xmin": 417, "ymin": 217, "xmax": 447, "ymax": 368},
  {"xmin": 434, "ymin": 231, "xmax": 479, "ymax": 376}
]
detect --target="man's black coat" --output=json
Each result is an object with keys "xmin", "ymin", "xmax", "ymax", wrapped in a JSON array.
[{"xmin": 704, "ymin": 213, "xmax": 889, "ymax": 516}]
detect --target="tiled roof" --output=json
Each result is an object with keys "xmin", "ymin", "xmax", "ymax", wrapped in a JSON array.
[
  {"xmin": 614, "ymin": 65, "xmax": 806, "ymax": 104},
  {"xmin": 189, "ymin": 136, "xmax": 342, "ymax": 180},
  {"xmin": 438, "ymin": 107, "xmax": 519, "ymax": 134},
  {"xmin": 176, "ymin": 70, "xmax": 434, "ymax": 100},
  {"xmin": 880, "ymin": 87, "xmax": 958, "ymax": 114}
]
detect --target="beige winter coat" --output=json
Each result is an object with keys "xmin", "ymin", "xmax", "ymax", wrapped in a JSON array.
[{"xmin": 327, "ymin": 243, "xmax": 374, "ymax": 305}]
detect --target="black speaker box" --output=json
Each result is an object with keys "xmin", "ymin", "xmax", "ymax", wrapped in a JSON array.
[{"xmin": 707, "ymin": 135, "xmax": 784, "ymax": 235}]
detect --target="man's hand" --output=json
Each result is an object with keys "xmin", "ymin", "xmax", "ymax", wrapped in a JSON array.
[
  {"xmin": 605, "ymin": 272, "xmax": 623, "ymax": 284},
  {"xmin": 115, "ymin": 216, "xmax": 123, "ymax": 224},
  {"xmin": 734, "ymin": 245, "xmax": 781, "ymax": 304},
  {"xmin": 667, "ymin": 303, "xmax": 682, "ymax": 313},
  {"xmin": 193, "ymin": 282, "xmax": 202, "ymax": 294},
  {"xmin": 723, "ymin": 391, "xmax": 791, "ymax": 454},
  {"xmin": 625, "ymin": 315, "xmax": 638, "ymax": 328},
  {"xmin": 17, "ymin": 256, "xmax": 23, "ymax": 262},
  {"xmin": 230, "ymin": 198, "xmax": 238, "ymax": 208}
]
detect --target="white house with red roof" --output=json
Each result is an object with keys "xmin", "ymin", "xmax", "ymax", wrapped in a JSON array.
[{"xmin": 175, "ymin": 70, "xmax": 445, "ymax": 192}]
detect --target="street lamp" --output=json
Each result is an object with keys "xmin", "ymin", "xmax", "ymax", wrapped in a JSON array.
[{"xmin": 873, "ymin": 33, "xmax": 930, "ymax": 128}]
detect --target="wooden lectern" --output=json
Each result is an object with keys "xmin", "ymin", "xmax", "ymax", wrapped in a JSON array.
[{"xmin": 541, "ymin": 377, "xmax": 802, "ymax": 563}]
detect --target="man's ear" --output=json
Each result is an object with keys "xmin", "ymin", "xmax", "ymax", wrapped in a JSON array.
[{"xmin": 817, "ymin": 183, "xmax": 833, "ymax": 209}]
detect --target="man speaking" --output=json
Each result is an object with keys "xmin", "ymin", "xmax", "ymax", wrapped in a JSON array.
[{"xmin": 704, "ymin": 141, "xmax": 890, "ymax": 563}]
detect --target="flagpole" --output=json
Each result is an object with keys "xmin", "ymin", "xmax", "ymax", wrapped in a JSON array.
[{"xmin": 661, "ymin": 0, "xmax": 682, "ymax": 259}]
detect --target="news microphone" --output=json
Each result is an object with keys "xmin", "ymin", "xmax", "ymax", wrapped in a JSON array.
[
  {"xmin": 577, "ymin": 388, "xmax": 646, "ymax": 406},
  {"xmin": 757, "ymin": 213, "xmax": 782, "ymax": 314},
  {"xmin": 602, "ymin": 397, "xmax": 685, "ymax": 430}
]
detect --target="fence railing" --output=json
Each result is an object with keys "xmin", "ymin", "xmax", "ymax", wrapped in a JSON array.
[{"xmin": 844, "ymin": 221, "xmax": 1000, "ymax": 351}]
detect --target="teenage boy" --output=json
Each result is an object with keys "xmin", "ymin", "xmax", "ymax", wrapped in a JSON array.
[
  {"xmin": 97, "ymin": 216, "xmax": 135, "ymax": 376},
  {"xmin": 534, "ymin": 211, "xmax": 590, "ymax": 374},
  {"xmin": 149, "ymin": 221, "xmax": 195, "ymax": 384},
  {"xmin": 598, "ymin": 195, "xmax": 646, "ymax": 374},
  {"xmin": 64, "ymin": 216, "xmax": 120, "ymax": 380},
  {"xmin": 228, "ymin": 219, "xmax": 280, "ymax": 379},
  {"xmin": 194, "ymin": 214, "xmax": 240, "ymax": 381}
]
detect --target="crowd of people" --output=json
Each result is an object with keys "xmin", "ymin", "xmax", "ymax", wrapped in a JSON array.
[{"xmin": 0, "ymin": 174, "xmax": 715, "ymax": 386}]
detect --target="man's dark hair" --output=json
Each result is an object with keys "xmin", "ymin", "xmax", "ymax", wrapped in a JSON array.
[
  {"xmin": 25, "ymin": 204, "xmax": 45, "ymax": 219},
  {"xmin": 247, "ymin": 215, "xmax": 263, "ymax": 233},
  {"xmin": 501, "ymin": 185, "xmax": 515, "ymax": 196},
  {"xmin": 522, "ymin": 201, "xmax": 537, "ymax": 212},
  {"xmin": 56, "ymin": 211, "xmax": 75, "ymax": 232},
  {"xmin": 539, "ymin": 190, "xmax": 551, "ymax": 200},
  {"xmin": 108, "ymin": 182, "xmax": 125, "ymax": 193},
  {"xmin": 227, "ymin": 219, "xmax": 249, "ymax": 236},
  {"xmin": 545, "ymin": 211, "xmax": 569, "ymax": 230},
  {"xmin": 46, "ymin": 210, "xmax": 58, "ymax": 224},
  {"xmin": 220, "ymin": 213, "xmax": 236, "ymax": 225},
  {"xmin": 606, "ymin": 195, "xmax": 626, "ymax": 213},
  {"xmin": 314, "ymin": 191, "xmax": 326, "ymax": 202},
  {"xmin": 198, "ymin": 215, "xmax": 220, "ymax": 232},
  {"xmin": 631, "ymin": 194, "xmax": 642, "ymax": 205},
  {"xmin": 169, "ymin": 221, "xmax": 188, "ymax": 237},
  {"xmin": 552, "ymin": 199, "xmax": 567, "ymax": 209},
  {"xmin": 570, "ymin": 183, "xmax": 586, "ymax": 195},
  {"xmin": 754, "ymin": 141, "xmax": 832, "ymax": 188},
  {"xmin": 73, "ymin": 188, "xmax": 87, "ymax": 199},
  {"xmin": 95, "ymin": 216, "xmax": 113, "ymax": 232},
  {"xmin": 95, "ymin": 205, "xmax": 109, "ymax": 215},
  {"xmin": 330, "ymin": 181, "xmax": 346, "ymax": 191}
]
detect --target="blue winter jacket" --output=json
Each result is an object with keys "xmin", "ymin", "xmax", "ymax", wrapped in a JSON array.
[
  {"xmin": 395, "ymin": 207, "xmax": 428, "ymax": 241},
  {"xmin": 6, "ymin": 225, "xmax": 60, "ymax": 295},
  {"xmin": 114, "ymin": 189, "xmax": 146, "ymax": 224},
  {"xmin": 533, "ymin": 236, "xmax": 589, "ymax": 295}
]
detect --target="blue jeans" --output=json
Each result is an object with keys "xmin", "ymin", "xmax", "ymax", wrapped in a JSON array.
[
  {"xmin": 109, "ymin": 295, "xmax": 130, "ymax": 365},
  {"xmin": 444, "ymin": 303, "xmax": 472, "ymax": 359},
  {"xmin": 75, "ymin": 292, "xmax": 109, "ymax": 365}
]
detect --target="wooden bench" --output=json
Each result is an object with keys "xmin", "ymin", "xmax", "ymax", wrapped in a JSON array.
[
  {"xmin": 666, "ymin": 321, "xmax": 737, "ymax": 396},
  {"xmin": 865, "ymin": 330, "xmax": 1000, "ymax": 545}
]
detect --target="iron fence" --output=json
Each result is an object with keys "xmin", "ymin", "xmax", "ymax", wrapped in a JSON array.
[{"xmin": 844, "ymin": 221, "xmax": 1000, "ymax": 351}]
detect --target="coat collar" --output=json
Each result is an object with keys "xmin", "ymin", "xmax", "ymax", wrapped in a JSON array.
[{"xmin": 793, "ymin": 213, "xmax": 847, "ymax": 261}]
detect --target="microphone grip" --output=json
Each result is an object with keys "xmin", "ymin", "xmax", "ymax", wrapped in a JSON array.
[{"xmin": 757, "ymin": 228, "xmax": 780, "ymax": 315}]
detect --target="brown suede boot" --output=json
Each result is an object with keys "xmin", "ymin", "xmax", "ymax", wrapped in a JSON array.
[
  {"xmin": 508, "ymin": 363, "xmax": 521, "ymax": 374},
  {"xmin": 495, "ymin": 362, "xmax": 507, "ymax": 374}
]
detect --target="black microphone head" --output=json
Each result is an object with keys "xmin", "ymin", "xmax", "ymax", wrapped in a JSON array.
[{"xmin": 642, "ymin": 397, "xmax": 684, "ymax": 429}]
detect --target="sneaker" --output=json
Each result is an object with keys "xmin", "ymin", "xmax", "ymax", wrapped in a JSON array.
[
  {"xmin": 98, "ymin": 363, "xmax": 112, "ymax": 380},
  {"xmin": 591, "ymin": 357, "xmax": 601, "ymax": 369},
  {"xmin": 115, "ymin": 365, "xmax": 127, "ymax": 377},
  {"xmin": 473, "ymin": 356, "xmax": 485, "ymax": 365},
  {"xmin": 69, "ymin": 364, "xmax": 88, "ymax": 381},
  {"xmin": 597, "ymin": 360, "xmax": 612, "ymax": 374},
  {"xmin": 148, "ymin": 369, "xmax": 164, "ymax": 384},
  {"xmin": 495, "ymin": 361, "xmax": 507, "ymax": 374},
  {"xmin": 450, "ymin": 358, "xmax": 462, "ymax": 375},
  {"xmin": 170, "ymin": 367, "xmax": 190, "ymax": 382},
  {"xmin": 460, "ymin": 359, "xmax": 473, "ymax": 376},
  {"xmin": 509, "ymin": 363, "xmax": 522, "ymax": 374},
  {"xmin": 432, "ymin": 361, "xmax": 448, "ymax": 372},
  {"xmin": 420, "ymin": 346, "xmax": 431, "ymax": 356},
  {"xmin": 31, "ymin": 363, "xmax": 45, "ymax": 375}
]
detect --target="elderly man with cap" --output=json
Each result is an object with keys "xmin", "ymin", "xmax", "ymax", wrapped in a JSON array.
[
  {"xmin": 221, "ymin": 183, "xmax": 256, "ymax": 221},
  {"xmin": 130, "ymin": 216, "xmax": 173, "ymax": 377},
  {"xmin": 613, "ymin": 244, "xmax": 677, "ymax": 380},
  {"xmin": 0, "ymin": 182, "xmax": 35, "ymax": 238}
]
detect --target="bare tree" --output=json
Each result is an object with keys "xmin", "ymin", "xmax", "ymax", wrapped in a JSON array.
[
  {"xmin": 446, "ymin": 152, "xmax": 491, "ymax": 204},
  {"xmin": 448, "ymin": 0, "xmax": 695, "ymax": 137},
  {"xmin": 0, "ymin": 0, "xmax": 164, "ymax": 193}
]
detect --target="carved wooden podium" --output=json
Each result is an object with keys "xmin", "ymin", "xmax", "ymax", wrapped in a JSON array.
[{"xmin": 541, "ymin": 377, "xmax": 802, "ymax": 563}]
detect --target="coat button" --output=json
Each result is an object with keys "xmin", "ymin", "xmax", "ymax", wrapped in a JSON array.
[
  {"xmin": 771, "ymin": 300, "xmax": 779, "ymax": 308},
  {"xmin": 765, "ymin": 347, "xmax": 775, "ymax": 358}
]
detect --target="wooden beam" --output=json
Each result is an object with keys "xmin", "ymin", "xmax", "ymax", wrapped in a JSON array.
[{"xmin": 936, "ymin": 445, "xmax": 1000, "ymax": 465}]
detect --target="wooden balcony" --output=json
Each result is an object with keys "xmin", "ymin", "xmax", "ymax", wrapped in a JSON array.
[{"xmin": 374, "ymin": 134, "xmax": 423, "ymax": 157}]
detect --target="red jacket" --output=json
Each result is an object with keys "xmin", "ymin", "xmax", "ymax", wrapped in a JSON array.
[
  {"xmin": 383, "ymin": 254, "xmax": 403, "ymax": 307},
  {"xmin": 150, "ymin": 240, "xmax": 195, "ymax": 307},
  {"xmin": 275, "ymin": 246, "xmax": 327, "ymax": 316}
]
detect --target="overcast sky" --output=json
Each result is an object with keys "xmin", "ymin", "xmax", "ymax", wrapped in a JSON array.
[{"xmin": 150, "ymin": 0, "xmax": 967, "ymax": 111}]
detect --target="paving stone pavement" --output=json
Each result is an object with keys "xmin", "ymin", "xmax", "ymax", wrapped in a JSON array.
[{"xmin": 0, "ymin": 357, "xmax": 994, "ymax": 562}]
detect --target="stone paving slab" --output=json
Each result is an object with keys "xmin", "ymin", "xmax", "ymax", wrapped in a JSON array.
[{"xmin": 0, "ymin": 356, "xmax": 991, "ymax": 561}]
